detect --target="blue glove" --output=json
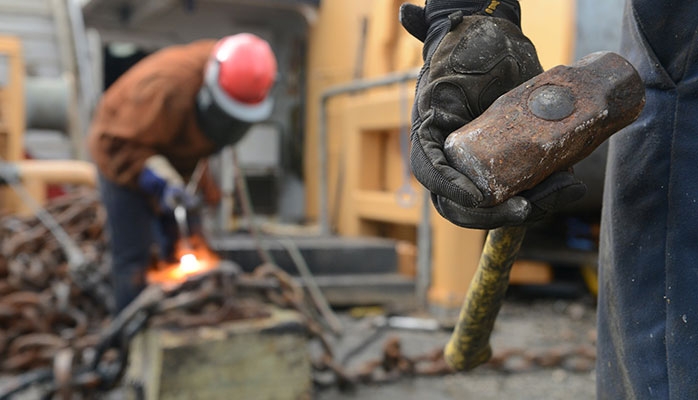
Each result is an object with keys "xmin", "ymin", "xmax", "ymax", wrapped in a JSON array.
[
  {"xmin": 137, "ymin": 155, "xmax": 198, "ymax": 213},
  {"xmin": 162, "ymin": 184, "xmax": 199, "ymax": 212}
]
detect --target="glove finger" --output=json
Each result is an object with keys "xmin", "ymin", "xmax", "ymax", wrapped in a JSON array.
[
  {"xmin": 163, "ymin": 185, "xmax": 187, "ymax": 212},
  {"xmin": 521, "ymin": 171, "xmax": 587, "ymax": 211},
  {"xmin": 411, "ymin": 77, "xmax": 484, "ymax": 208},
  {"xmin": 521, "ymin": 172, "xmax": 586, "ymax": 224},
  {"xmin": 433, "ymin": 194, "xmax": 531, "ymax": 230},
  {"xmin": 185, "ymin": 194, "xmax": 201, "ymax": 210},
  {"xmin": 399, "ymin": 3, "xmax": 427, "ymax": 42},
  {"xmin": 412, "ymin": 130, "xmax": 484, "ymax": 209}
]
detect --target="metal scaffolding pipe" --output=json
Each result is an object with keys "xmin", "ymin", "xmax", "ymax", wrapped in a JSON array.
[
  {"xmin": 317, "ymin": 68, "xmax": 420, "ymax": 235},
  {"xmin": 14, "ymin": 160, "xmax": 97, "ymax": 187},
  {"xmin": 416, "ymin": 189, "xmax": 432, "ymax": 310}
]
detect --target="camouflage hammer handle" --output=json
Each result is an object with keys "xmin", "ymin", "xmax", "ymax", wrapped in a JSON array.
[{"xmin": 444, "ymin": 226, "xmax": 526, "ymax": 370}]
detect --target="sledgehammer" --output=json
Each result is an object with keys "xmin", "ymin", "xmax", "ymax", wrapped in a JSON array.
[{"xmin": 442, "ymin": 51, "xmax": 645, "ymax": 371}]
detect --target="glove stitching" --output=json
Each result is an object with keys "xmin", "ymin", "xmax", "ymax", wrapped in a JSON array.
[
  {"xmin": 412, "ymin": 115, "xmax": 482, "ymax": 207},
  {"xmin": 411, "ymin": 126, "xmax": 480, "ymax": 209},
  {"xmin": 433, "ymin": 194, "xmax": 528, "ymax": 230}
]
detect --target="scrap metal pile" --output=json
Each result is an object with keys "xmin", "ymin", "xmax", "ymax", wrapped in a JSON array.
[
  {"xmin": 0, "ymin": 189, "xmax": 111, "ymax": 373},
  {"xmin": 0, "ymin": 188, "xmax": 596, "ymax": 399},
  {"xmin": 0, "ymin": 188, "xmax": 448, "ymax": 398}
]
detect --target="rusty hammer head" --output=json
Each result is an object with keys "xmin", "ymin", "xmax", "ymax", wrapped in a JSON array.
[{"xmin": 444, "ymin": 51, "xmax": 646, "ymax": 207}]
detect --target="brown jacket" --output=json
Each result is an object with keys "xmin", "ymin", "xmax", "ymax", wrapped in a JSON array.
[{"xmin": 88, "ymin": 40, "xmax": 220, "ymax": 201}]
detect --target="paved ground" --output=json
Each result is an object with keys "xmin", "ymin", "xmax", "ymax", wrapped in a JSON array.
[
  {"xmin": 319, "ymin": 372, "xmax": 595, "ymax": 400},
  {"xmin": 317, "ymin": 294, "xmax": 598, "ymax": 400}
]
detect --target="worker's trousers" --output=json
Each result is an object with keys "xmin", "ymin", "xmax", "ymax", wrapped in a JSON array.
[
  {"xmin": 98, "ymin": 174, "xmax": 179, "ymax": 313},
  {"xmin": 597, "ymin": 1, "xmax": 698, "ymax": 398}
]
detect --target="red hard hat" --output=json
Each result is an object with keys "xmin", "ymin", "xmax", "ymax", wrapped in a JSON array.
[{"xmin": 212, "ymin": 33, "xmax": 277, "ymax": 104}]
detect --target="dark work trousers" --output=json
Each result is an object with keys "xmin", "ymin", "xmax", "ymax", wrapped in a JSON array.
[
  {"xmin": 597, "ymin": 1, "xmax": 698, "ymax": 398},
  {"xmin": 98, "ymin": 174, "xmax": 178, "ymax": 313}
]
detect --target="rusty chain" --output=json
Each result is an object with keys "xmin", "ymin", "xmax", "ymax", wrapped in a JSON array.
[
  {"xmin": 0, "ymin": 188, "xmax": 596, "ymax": 399},
  {"xmin": 347, "ymin": 338, "xmax": 596, "ymax": 384}
]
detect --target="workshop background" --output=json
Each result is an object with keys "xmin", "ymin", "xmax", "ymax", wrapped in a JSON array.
[{"xmin": 0, "ymin": 0, "xmax": 623, "ymax": 399}]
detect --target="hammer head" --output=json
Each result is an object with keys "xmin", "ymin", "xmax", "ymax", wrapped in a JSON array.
[{"xmin": 444, "ymin": 51, "xmax": 646, "ymax": 207}]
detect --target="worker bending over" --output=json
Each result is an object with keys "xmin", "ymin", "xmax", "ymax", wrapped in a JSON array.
[{"xmin": 88, "ymin": 34, "xmax": 277, "ymax": 312}]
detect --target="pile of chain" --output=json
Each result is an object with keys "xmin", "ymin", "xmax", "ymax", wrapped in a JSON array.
[
  {"xmin": 0, "ymin": 186, "xmax": 357, "ymax": 398},
  {"xmin": 0, "ymin": 188, "xmax": 111, "ymax": 376},
  {"xmin": 0, "ymin": 187, "xmax": 341, "ymax": 399},
  {"xmin": 326, "ymin": 329, "xmax": 595, "ymax": 389}
]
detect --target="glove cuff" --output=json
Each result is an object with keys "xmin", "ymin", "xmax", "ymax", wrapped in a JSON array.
[
  {"xmin": 421, "ymin": 0, "xmax": 521, "ymax": 62},
  {"xmin": 424, "ymin": 0, "xmax": 521, "ymax": 27},
  {"xmin": 144, "ymin": 155, "xmax": 184, "ymax": 187}
]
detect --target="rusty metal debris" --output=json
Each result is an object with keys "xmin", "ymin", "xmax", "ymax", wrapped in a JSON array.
[
  {"xmin": 0, "ymin": 188, "xmax": 597, "ymax": 399},
  {"xmin": 0, "ymin": 188, "xmax": 110, "ymax": 376}
]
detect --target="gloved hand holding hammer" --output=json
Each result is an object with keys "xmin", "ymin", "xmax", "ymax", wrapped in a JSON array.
[
  {"xmin": 400, "ymin": 0, "xmax": 586, "ymax": 229},
  {"xmin": 400, "ymin": 0, "xmax": 645, "ymax": 372}
]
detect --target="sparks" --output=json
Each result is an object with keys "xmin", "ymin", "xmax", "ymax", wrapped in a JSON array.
[
  {"xmin": 179, "ymin": 253, "xmax": 201, "ymax": 274},
  {"xmin": 147, "ymin": 235, "xmax": 220, "ymax": 285}
]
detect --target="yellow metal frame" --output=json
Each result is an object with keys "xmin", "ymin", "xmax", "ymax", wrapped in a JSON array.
[
  {"xmin": 0, "ymin": 36, "xmax": 25, "ymax": 163},
  {"xmin": 0, "ymin": 35, "xmax": 97, "ymax": 216},
  {"xmin": 335, "ymin": 84, "xmax": 487, "ymax": 310}
]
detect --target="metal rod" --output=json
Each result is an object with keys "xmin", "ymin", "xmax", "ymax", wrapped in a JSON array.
[
  {"xmin": 0, "ymin": 159, "xmax": 86, "ymax": 272},
  {"xmin": 278, "ymin": 238, "xmax": 343, "ymax": 335},
  {"xmin": 66, "ymin": 0, "xmax": 98, "ymax": 156},
  {"xmin": 416, "ymin": 189, "xmax": 432, "ymax": 310},
  {"xmin": 185, "ymin": 160, "xmax": 206, "ymax": 197},
  {"xmin": 174, "ymin": 205, "xmax": 192, "ymax": 251},
  {"xmin": 217, "ymin": 146, "xmax": 235, "ymax": 234}
]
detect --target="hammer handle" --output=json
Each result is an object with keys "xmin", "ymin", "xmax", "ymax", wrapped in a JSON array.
[{"xmin": 444, "ymin": 225, "xmax": 526, "ymax": 371}]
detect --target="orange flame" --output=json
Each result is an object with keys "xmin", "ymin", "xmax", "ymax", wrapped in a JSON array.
[{"xmin": 147, "ymin": 235, "xmax": 220, "ymax": 286}]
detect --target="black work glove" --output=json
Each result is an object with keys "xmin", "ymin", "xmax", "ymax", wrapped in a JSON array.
[{"xmin": 400, "ymin": 1, "xmax": 586, "ymax": 230}]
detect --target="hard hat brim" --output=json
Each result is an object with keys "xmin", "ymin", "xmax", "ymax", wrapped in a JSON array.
[{"xmin": 204, "ymin": 60, "xmax": 274, "ymax": 123}]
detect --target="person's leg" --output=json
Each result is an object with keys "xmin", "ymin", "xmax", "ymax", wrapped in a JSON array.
[
  {"xmin": 99, "ymin": 174, "xmax": 155, "ymax": 313},
  {"xmin": 597, "ymin": 1, "xmax": 698, "ymax": 398}
]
